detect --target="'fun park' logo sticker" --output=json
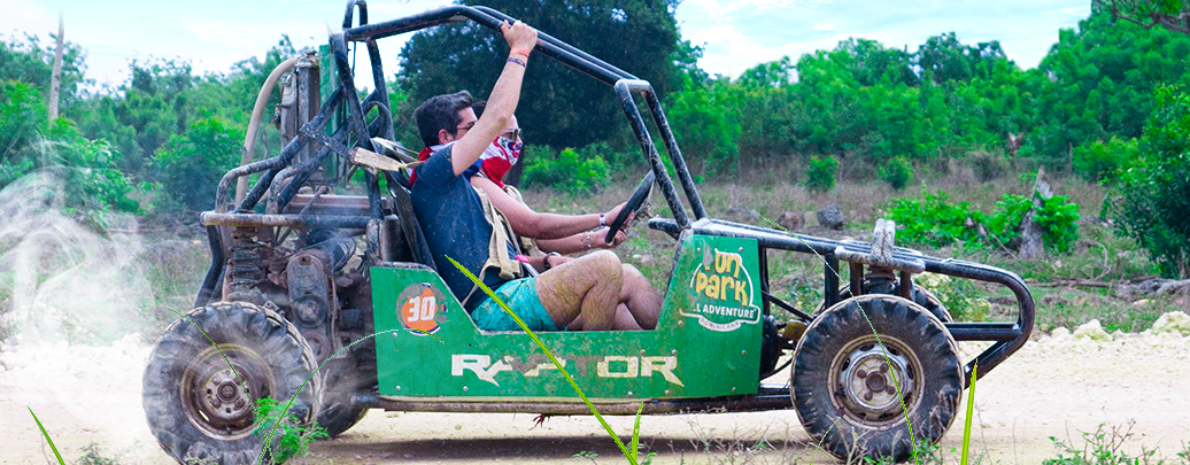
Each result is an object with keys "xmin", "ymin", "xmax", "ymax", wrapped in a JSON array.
[
  {"xmin": 397, "ymin": 283, "xmax": 448, "ymax": 335},
  {"xmin": 681, "ymin": 248, "xmax": 762, "ymax": 332}
]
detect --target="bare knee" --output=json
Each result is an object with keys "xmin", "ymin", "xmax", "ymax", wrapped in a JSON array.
[
  {"xmin": 586, "ymin": 251, "xmax": 623, "ymax": 282},
  {"xmin": 621, "ymin": 264, "xmax": 645, "ymax": 283}
]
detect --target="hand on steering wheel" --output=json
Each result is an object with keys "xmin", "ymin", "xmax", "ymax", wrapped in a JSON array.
[{"xmin": 605, "ymin": 171, "xmax": 655, "ymax": 244}]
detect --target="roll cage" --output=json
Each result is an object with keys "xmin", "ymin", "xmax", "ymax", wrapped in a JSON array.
[{"xmin": 197, "ymin": 1, "xmax": 1033, "ymax": 385}]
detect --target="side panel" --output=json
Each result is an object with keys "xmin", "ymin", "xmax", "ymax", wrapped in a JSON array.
[{"xmin": 371, "ymin": 235, "xmax": 763, "ymax": 399}]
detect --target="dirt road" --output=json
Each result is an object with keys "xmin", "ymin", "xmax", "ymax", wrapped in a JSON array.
[{"xmin": 2, "ymin": 327, "xmax": 1188, "ymax": 464}]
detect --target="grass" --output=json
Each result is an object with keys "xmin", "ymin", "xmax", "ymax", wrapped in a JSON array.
[{"xmin": 1042, "ymin": 421, "xmax": 1190, "ymax": 464}]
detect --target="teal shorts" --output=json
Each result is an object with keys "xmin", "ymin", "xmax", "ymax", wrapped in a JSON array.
[{"xmin": 471, "ymin": 277, "xmax": 558, "ymax": 332}]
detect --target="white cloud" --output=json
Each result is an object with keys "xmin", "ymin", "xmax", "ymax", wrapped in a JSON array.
[{"xmin": 812, "ymin": 24, "xmax": 837, "ymax": 31}]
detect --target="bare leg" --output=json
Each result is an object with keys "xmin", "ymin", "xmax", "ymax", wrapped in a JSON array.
[
  {"xmin": 535, "ymin": 251, "xmax": 622, "ymax": 331},
  {"xmin": 620, "ymin": 264, "xmax": 661, "ymax": 329},
  {"xmin": 570, "ymin": 305, "xmax": 640, "ymax": 330},
  {"xmin": 613, "ymin": 304, "xmax": 643, "ymax": 330}
]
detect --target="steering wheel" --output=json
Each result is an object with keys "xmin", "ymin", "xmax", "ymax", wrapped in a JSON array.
[{"xmin": 605, "ymin": 171, "xmax": 656, "ymax": 244}]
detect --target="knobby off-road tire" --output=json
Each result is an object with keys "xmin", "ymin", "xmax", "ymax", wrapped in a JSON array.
[
  {"xmin": 143, "ymin": 302, "xmax": 322, "ymax": 465},
  {"xmin": 793, "ymin": 295, "xmax": 962, "ymax": 462},
  {"xmin": 818, "ymin": 283, "xmax": 953, "ymax": 323}
]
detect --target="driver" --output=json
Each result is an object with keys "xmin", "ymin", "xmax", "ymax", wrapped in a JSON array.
[
  {"xmin": 461, "ymin": 100, "xmax": 660, "ymax": 330},
  {"xmin": 409, "ymin": 20, "xmax": 648, "ymax": 332}
]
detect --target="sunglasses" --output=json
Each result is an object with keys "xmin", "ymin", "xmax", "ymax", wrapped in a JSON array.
[{"xmin": 500, "ymin": 128, "xmax": 522, "ymax": 141}]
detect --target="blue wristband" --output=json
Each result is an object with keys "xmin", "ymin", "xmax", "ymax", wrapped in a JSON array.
[{"xmin": 506, "ymin": 57, "xmax": 527, "ymax": 68}]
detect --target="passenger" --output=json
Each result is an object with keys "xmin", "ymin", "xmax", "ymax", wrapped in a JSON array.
[
  {"xmin": 409, "ymin": 20, "xmax": 642, "ymax": 332},
  {"xmin": 463, "ymin": 100, "xmax": 661, "ymax": 330}
]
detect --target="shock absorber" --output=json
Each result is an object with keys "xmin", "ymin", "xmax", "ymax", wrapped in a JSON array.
[{"xmin": 226, "ymin": 227, "xmax": 268, "ymax": 303}]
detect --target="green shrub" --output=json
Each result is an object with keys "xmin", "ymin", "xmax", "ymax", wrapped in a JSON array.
[
  {"xmin": 1, "ymin": 80, "xmax": 43, "ymax": 181},
  {"xmin": 889, "ymin": 189, "xmax": 1080, "ymax": 253},
  {"xmin": 803, "ymin": 155, "xmax": 838, "ymax": 193},
  {"xmin": 152, "ymin": 117, "xmax": 243, "ymax": 213},
  {"xmin": 253, "ymin": 397, "xmax": 327, "ymax": 464},
  {"xmin": 1034, "ymin": 196, "xmax": 1081, "ymax": 253},
  {"xmin": 1073, "ymin": 137, "xmax": 1138, "ymax": 183},
  {"xmin": 1114, "ymin": 86, "xmax": 1190, "ymax": 278},
  {"xmin": 878, "ymin": 156, "xmax": 914, "ymax": 190},
  {"xmin": 888, "ymin": 190, "xmax": 977, "ymax": 247},
  {"xmin": 1, "ymin": 81, "xmax": 139, "ymax": 225},
  {"xmin": 521, "ymin": 146, "xmax": 609, "ymax": 195}
]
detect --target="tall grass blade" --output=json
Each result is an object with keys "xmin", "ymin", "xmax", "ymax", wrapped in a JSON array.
[
  {"xmin": 448, "ymin": 256, "xmax": 638, "ymax": 465},
  {"xmin": 960, "ymin": 361, "xmax": 978, "ymax": 465},
  {"xmin": 631, "ymin": 401, "xmax": 644, "ymax": 461},
  {"xmin": 28, "ymin": 407, "xmax": 65, "ymax": 465},
  {"xmin": 164, "ymin": 307, "xmax": 246, "ymax": 392}
]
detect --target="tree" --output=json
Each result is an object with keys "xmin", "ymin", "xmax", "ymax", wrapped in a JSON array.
[
  {"xmin": 1114, "ymin": 86, "xmax": 1190, "ymax": 278},
  {"xmin": 913, "ymin": 33, "xmax": 1009, "ymax": 85},
  {"xmin": 396, "ymin": 0, "xmax": 682, "ymax": 150},
  {"xmin": 1098, "ymin": 0, "xmax": 1190, "ymax": 34},
  {"xmin": 0, "ymin": 33, "xmax": 87, "ymax": 110},
  {"xmin": 1025, "ymin": 7, "xmax": 1190, "ymax": 168},
  {"xmin": 152, "ymin": 117, "xmax": 244, "ymax": 213}
]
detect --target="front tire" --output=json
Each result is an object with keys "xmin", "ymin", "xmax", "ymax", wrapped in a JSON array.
[
  {"xmin": 792, "ymin": 295, "xmax": 962, "ymax": 462},
  {"xmin": 142, "ymin": 302, "xmax": 321, "ymax": 465}
]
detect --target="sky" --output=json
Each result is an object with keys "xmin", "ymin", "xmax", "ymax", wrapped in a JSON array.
[{"xmin": 2, "ymin": 0, "xmax": 1091, "ymax": 90}]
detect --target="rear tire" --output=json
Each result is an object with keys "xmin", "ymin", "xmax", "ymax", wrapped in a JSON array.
[
  {"xmin": 315, "ymin": 358, "xmax": 373, "ymax": 438},
  {"xmin": 793, "ymin": 295, "xmax": 962, "ymax": 462},
  {"xmin": 142, "ymin": 302, "xmax": 321, "ymax": 465}
]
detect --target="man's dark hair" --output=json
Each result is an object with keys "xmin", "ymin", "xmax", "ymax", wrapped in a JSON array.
[
  {"xmin": 471, "ymin": 100, "xmax": 487, "ymax": 119},
  {"xmin": 414, "ymin": 90, "xmax": 474, "ymax": 148}
]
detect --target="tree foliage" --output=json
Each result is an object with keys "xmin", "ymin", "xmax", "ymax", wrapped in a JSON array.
[
  {"xmin": 1114, "ymin": 85, "xmax": 1190, "ymax": 278},
  {"xmin": 396, "ymin": 0, "xmax": 683, "ymax": 151},
  {"xmin": 152, "ymin": 117, "xmax": 245, "ymax": 213}
]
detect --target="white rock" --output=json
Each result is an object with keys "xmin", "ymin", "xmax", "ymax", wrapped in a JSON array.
[
  {"xmin": 1074, "ymin": 319, "xmax": 1112, "ymax": 342},
  {"xmin": 1051, "ymin": 327, "xmax": 1071, "ymax": 340},
  {"xmin": 1150, "ymin": 311, "xmax": 1190, "ymax": 336}
]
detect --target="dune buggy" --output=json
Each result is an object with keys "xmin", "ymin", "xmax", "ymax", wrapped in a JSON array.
[{"xmin": 142, "ymin": 3, "xmax": 1036, "ymax": 463}]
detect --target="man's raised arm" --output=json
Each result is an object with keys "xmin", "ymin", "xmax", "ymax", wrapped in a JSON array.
[{"xmin": 451, "ymin": 21, "xmax": 537, "ymax": 175}]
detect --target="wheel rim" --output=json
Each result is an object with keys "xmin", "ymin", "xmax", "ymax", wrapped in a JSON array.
[
  {"xmin": 829, "ymin": 335, "xmax": 924, "ymax": 428},
  {"xmin": 179, "ymin": 344, "xmax": 276, "ymax": 440}
]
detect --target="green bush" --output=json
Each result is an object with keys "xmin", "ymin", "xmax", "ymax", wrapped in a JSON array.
[
  {"xmin": 1073, "ymin": 137, "xmax": 1139, "ymax": 183},
  {"xmin": 803, "ymin": 155, "xmax": 838, "ymax": 193},
  {"xmin": 1, "ymin": 81, "xmax": 139, "ymax": 225},
  {"xmin": 1, "ymin": 80, "xmax": 43, "ymax": 183},
  {"xmin": 889, "ymin": 189, "xmax": 1080, "ymax": 253},
  {"xmin": 888, "ymin": 190, "xmax": 977, "ymax": 247},
  {"xmin": 152, "ymin": 117, "xmax": 243, "ymax": 213},
  {"xmin": 253, "ymin": 397, "xmax": 327, "ymax": 464},
  {"xmin": 878, "ymin": 156, "xmax": 914, "ymax": 190},
  {"xmin": 521, "ymin": 146, "xmax": 609, "ymax": 195},
  {"xmin": 1114, "ymin": 86, "xmax": 1190, "ymax": 278}
]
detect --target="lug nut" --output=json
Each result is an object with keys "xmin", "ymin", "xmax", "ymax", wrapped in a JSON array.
[
  {"xmin": 887, "ymin": 387, "xmax": 896, "ymax": 395},
  {"xmin": 864, "ymin": 392, "xmax": 873, "ymax": 401},
  {"xmin": 879, "ymin": 364, "xmax": 888, "ymax": 373},
  {"xmin": 857, "ymin": 369, "xmax": 867, "ymax": 378}
]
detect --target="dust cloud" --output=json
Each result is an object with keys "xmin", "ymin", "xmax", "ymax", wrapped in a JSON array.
[{"xmin": 0, "ymin": 171, "xmax": 169, "ymax": 462}]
